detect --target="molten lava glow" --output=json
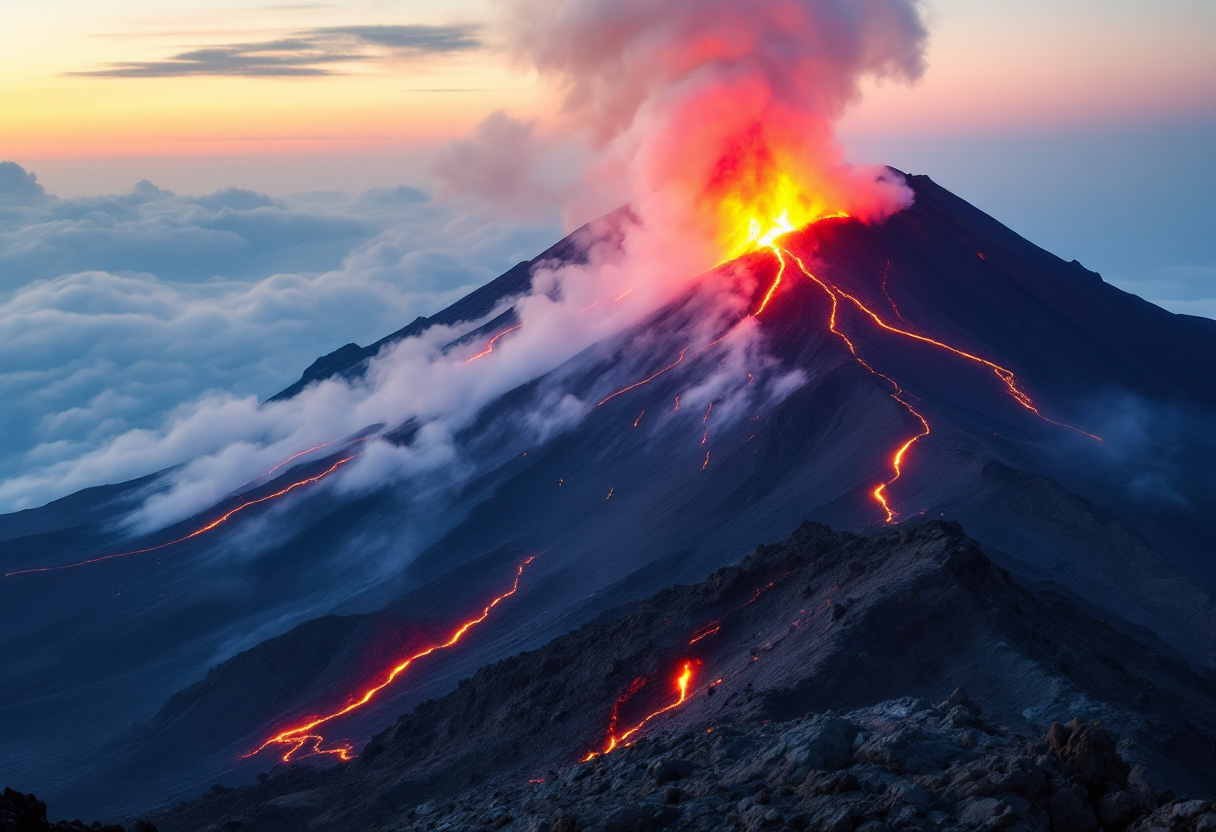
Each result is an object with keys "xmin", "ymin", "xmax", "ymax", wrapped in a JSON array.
[
  {"xmin": 246, "ymin": 443, "xmax": 333, "ymax": 486},
  {"xmin": 583, "ymin": 661, "xmax": 694, "ymax": 761},
  {"xmin": 688, "ymin": 576, "xmax": 787, "ymax": 645},
  {"xmin": 714, "ymin": 156, "xmax": 848, "ymax": 262},
  {"xmin": 247, "ymin": 556, "xmax": 536, "ymax": 763},
  {"xmin": 466, "ymin": 324, "xmax": 523, "ymax": 363},
  {"xmin": 754, "ymin": 247, "xmax": 788, "ymax": 316},
  {"xmin": 597, "ymin": 349, "xmax": 688, "ymax": 407},
  {"xmin": 5, "ymin": 457, "xmax": 355, "ymax": 577},
  {"xmin": 762, "ymin": 246, "xmax": 1099, "ymax": 522}
]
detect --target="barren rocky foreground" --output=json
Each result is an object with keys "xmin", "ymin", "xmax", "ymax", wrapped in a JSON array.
[{"xmin": 132, "ymin": 520, "xmax": 1214, "ymax": 831}]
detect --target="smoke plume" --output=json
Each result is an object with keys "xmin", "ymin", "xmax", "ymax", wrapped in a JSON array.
[
  {"xmin": 486, "ymin": 0, "xmax": 927, "ymax": 260},
  {"xmin": 5, "ymin": 0, "xmax": 930, "ymax": 553}
]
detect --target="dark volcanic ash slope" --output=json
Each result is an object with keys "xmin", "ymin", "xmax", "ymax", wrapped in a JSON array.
[
  {"xmin": 6, "ymin": 173, "xmax": 1215, "ymax": 819},
  {"xmin": 148, "ymin": 521, "xmax": 1216, "ymax": 832}
]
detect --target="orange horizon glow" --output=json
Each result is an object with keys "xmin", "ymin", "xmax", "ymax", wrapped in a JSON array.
[{"xmin": 247, "ymin": 555, "xmax": 536, "ymax": 763}]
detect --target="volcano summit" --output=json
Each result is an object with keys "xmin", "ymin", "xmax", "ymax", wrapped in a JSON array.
[{"xmin": 1, "ymin": 170, "xmax": 1213, "ymax": 826}]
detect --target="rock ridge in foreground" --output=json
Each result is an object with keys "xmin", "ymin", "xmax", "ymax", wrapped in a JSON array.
[
  {"xmin": 145, "ymin": 520, "xmax": 1215, "ymax": 831},
  {"xmin": 385, "ymin": 691, "xmax": 1214, "ymax": 832}
]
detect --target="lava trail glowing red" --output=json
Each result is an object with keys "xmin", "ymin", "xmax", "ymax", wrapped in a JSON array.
[
  {"xmin": 4, "ymin": 456, "xmax": 355, "ymax": 577},
  {"xmin": 753, "ymin": 245, "xmax": 1098, "ymax": 522},
  {"xmin": 466, "ymin": 324, "xmax": 523, "ymax": 363},
  {"xmin": 597, "ymin": 349, "xmax": 688, "ymax": 407},
  {"xmin": 582, "ymin": 661, "xmax": 694, "ymax": 761},
  {"xmin": 247, "ymin": 556, "xmax": 536, "ymax": 763}
]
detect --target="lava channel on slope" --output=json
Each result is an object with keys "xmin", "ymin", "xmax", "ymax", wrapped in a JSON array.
[
  {"xmin": 5, "ymin": 452, "xmax": 357, "ymax": 577},
  {"xmin": 246, "ymin": 556, "xmax": 536, "ymax": 764}
]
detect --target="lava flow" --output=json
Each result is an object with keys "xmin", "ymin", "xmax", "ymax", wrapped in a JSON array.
[
  {"xmin": 740, "ymin": 205, "xmax": 1100, "ymax": 522},
  {"xmin": 247, "ymin": 556, "xmax": 536, "ymax": 763},
  {"xmin": 5, "ymin": 456, "xmax": 355, "ymax": 577},
  {"xmin": 466, "ymin": 324, "xmax": 522, "ymax": 363},
  {"xmin": 597, "ymin": 349, "xmax": 688, "ymax": 407},
  {"xmin": 688, "ymin": 573, "xmax": 790, "ymax": 645},
  {"xmin": 582, "ymin": 660, "xmax": 694, "ymax": 761}
]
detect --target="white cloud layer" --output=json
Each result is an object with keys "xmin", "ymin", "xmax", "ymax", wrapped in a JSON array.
[{"xmin": 0, "ymin": 164, "xmax": 561, "ymax": 507}]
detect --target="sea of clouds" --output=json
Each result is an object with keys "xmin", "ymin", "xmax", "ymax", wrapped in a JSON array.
[{"xmin": 0, "ymin": 160, "xmax": 561, "ymax": 509}]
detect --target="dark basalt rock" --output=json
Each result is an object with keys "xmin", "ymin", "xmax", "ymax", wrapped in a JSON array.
[
  {"xmin": 0, "ymin": 788, "xmax": 144, "ymax": 832},
  {"xmin": 364, "ymin": 703, "xmax": 1204, "ymax": 832}
]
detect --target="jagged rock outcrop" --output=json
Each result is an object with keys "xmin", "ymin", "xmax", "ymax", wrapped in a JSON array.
[{"xmin": 151, "ymin": 695, "xmax": 1213, "ymax": 832}]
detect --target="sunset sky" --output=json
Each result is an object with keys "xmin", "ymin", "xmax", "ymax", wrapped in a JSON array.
[
  {"xmin": 2, "ymin": 1, "xmax": 1211, "ymax": 170},
  {"xmin": 0, "ymin": 0, "xmax": 1213, "ymax": 502}
]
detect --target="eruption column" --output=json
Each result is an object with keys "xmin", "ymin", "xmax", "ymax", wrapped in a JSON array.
[{"xmin": 247, "ymin": 556, "xmax": 536, "ymax": 763}]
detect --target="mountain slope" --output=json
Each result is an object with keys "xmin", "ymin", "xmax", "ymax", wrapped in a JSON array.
[
  {"xmin": 145, "ymin": 520, "xmax": 1216, "ymax": 832},
  {"xmin": 2, "ymin": 172, "xmax": 1213, "ymax": 819}
]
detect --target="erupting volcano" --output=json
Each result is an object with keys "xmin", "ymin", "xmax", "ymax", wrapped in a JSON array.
[{"xmin": 3, "ymin": 0, "xmax": 1213, "ymax": 824}]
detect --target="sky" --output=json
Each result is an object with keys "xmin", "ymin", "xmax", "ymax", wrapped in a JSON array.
[{"xmin": 0, "ymin": 0, "xmax": 1213, "ymax": 510}]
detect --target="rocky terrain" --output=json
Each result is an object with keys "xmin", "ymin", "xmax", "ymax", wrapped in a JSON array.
[
  {"xmin": 139, "ymin": 520, "xmax": 1215, "ymax": 831},
  {"xmin": 146, "ymin": 695, "xmax": 1215, "ymax": 832},
  {"xmin": 0, "ymin": 788, "xmax": 151, "ymax": 832},
  {"xmin": 7, "ymin": 173, "xmax": 1214, "ymax": 819}
]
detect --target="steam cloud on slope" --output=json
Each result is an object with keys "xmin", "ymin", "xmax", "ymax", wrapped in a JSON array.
[{"xmin": 2, "ymin": 0, "xmax": 929, "ymax": 554}]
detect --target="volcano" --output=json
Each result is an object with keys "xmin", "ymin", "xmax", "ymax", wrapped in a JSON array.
[{"xmin": 1, "ymin": 172, "xmax": 1213, "ymax": 820}]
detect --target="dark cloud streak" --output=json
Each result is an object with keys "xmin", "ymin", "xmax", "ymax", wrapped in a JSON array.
[{"xmin": 72, "ymin": 24, "xmax": 483, "ymax": 78}]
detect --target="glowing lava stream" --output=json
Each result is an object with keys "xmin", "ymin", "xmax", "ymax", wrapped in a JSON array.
[
  {"xmin": 4, "ymin": 457, "xmax": 356, "ymax": 577},
  {"xmin": 466, "ymin": 324, "xmax": 522, "ymax": 363},
  {"xmin": 597, "ymin": 349, "xmax": 688, "ymax": 407},
  {"xmin": 757, "ymin": 245, "xmax": 932, "ymax": 523},
  {"xmin": 753, "ymin": 241, "xmax": 1098, "ymax": 522},
  {"xmin": 247, "ymin": 556, "xmax": 536, "ymax": 763},
  {"xmin": 582, "ymin": 661, "xmax": 694, "ymax": 761},
  {"xmin": 235, "ymin": 443, "xmax": 334, "ymax": 491}
]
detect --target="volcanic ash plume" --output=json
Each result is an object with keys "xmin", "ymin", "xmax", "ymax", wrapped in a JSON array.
[
  {"xmin": 499, "ymin": 0, "xmax": 928, "ymax": 262},
  {"xmin": 3, "ymin": 1, "xmax": 929, "ymax": 552}
]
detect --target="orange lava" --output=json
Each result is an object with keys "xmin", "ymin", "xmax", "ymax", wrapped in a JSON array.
[
  {"xmin": 754, "ymin": 247, "xmax": 787, "ymax": 316},
  {"xmin": 765, "ymin": 245, "xmax": 1100, "ymax": 522},
  {"xmin": 833, "ymin": 289, "xmax": 1101, "ymax": 441},
  {"xmin": 465, "ymin": 324, "xmax": 523, "ymax": 363},
  {"xmin": 597, "ymin": 349, "xmax": 688, "ymax": 407},
  {"xmin": 633, "ymin": 411, "xmax": 646, "ymax": 428},
  {"xmin": 583, "ymin": 661, "xmax": 694, "ymax": 761},
  {"xmin": 235, "ymin": 443, "xmax": 334, "ymax": 491},
  {"xmin": 5, "ymin": 457, "xmax": 355, "ymax": 577},
  {"xmin": 247, "ymin": 556, "xmax": 536, "ymax": 763},
  {"xmin": 687, "ymin": 575, "xmax": 787, "ymax": 646}
]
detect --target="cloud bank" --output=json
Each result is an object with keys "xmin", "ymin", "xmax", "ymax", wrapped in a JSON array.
[
  {"xmin": 73, "ymin": 24, "xmax": 483, "ymax": 78},
  {"xmin": 0, "ymin": 165, "xmax": 560, "ymax": 506}
]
